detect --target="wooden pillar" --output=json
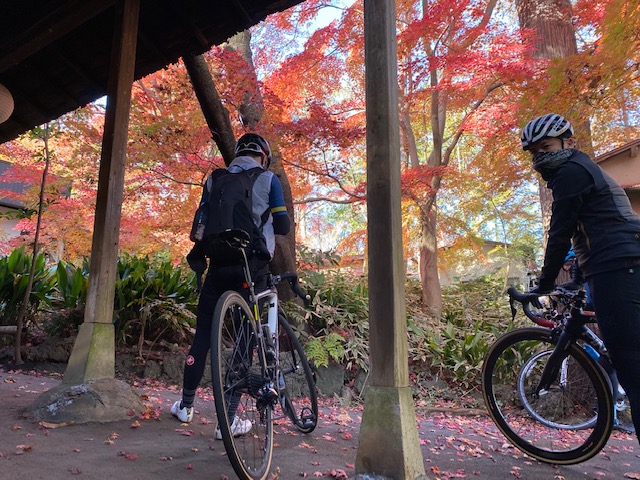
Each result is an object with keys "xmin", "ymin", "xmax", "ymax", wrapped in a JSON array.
[
  {"xmin": 64, "ymin": 0, "xmax": 140, "ymax": 385},
  {"xmin": 355, "ymin": 0, "xmax": 427, "ymax": 478}
]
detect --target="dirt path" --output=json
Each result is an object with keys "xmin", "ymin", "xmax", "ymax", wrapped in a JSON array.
[{"xmin": 1, "ymin": 368, "xmax": 639, "ymax": 479}]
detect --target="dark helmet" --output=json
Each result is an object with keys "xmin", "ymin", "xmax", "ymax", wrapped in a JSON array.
[
  {"xmin": 235, "ymin": 133, "xmax": 272, "ymax": 168},
  {"xmin": 521, "ymin": 113, "xmax": 574, "ymax": 151}
]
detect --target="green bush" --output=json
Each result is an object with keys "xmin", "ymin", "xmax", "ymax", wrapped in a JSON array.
[
  {"xmin": 36, "ymin": 251, "xmax": 198, "ymax": 353},
  {"xmin": 289, "ymin": 269, "xmax": 369, "ymax": 372},
  {"xmin": 113, "ymin": 253, "xmax": 198, "ymax": 349},
  {"xmin": 0, "ymin": 247, "xmax": 53, "ymax": 328},
  {"xmin": 409, "ymin": 273, "xmax": 516, "ymax": 388},
  {"xmin": 44, "ymin": 258, "xmax": 90, "ymax": 336},
  {"xmin": 293, "ymin": 267, "xmax": 517, "ymax": 389}
]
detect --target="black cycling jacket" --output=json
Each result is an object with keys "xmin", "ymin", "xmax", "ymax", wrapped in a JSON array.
[{"xmin": 537, "ymin": 149, "xmax": 640, "ymax": 291}]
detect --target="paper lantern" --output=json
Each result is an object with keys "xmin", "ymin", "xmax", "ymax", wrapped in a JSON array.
[{"xmin": 0, "ymin": 83, "xmax": 14, "ymax": 124}]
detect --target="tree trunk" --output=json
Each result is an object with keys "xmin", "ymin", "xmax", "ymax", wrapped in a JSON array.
[
  {"xmin": 227, "ymin": 31, "xmax": 298, "ymax": 291},
  {"xmin": 516, "ymin": 0, "xmax": 592, "ymax": 235},
  {"xmin": 15, "ymin": 123, "xmax": 52, "ymax": 364},
  {"xmin": 270, "ymin": 153, "xmax": 298, "ymax": 302},
  {"xmin": 183, "ymin": 53, "xmax": 236, "ymax": 165},
  {"xmin": 226, "ymin": 30, "xmax": 265, "ymax": 129},
  {"xmin": 419, "ymin": 205, "xmax": 442, "ymax": 317},
  {"xmin": 185, "ymin": 30, "xmax": 298, "ymax": 298}
]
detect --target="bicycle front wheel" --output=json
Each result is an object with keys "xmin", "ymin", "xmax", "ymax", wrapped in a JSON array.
[
  {"xmin": 211, "ymin": 291, "xmax": 273, "ymax": 480},
  {"xmin": 518, "ymin": 350, "xmax": 597, "ymax": 430},
  {"xmin": 482, "ymin": 327, "xmax": 614, "ymax": 465},
  {"xmin": 277, "ymin": 312, "xmax": 318, "ymax": 433}
]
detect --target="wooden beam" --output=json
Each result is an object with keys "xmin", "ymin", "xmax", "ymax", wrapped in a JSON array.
[
  {"xmin": 64, "ymin": 0, "xmax": 140, "ymax": 385},
  {"xmin": 0, "ymin": 0, "xmax": 116, "ymax": 74},
  {"xmin": 355, "ymin": 0, "xmax": 426, "ymax": 477}
]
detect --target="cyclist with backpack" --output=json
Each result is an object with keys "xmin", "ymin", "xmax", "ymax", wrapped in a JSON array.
[
  {"xmin": 522, "ymin": 113, "xmax": 640, "ymax": 440},
  {"xmin": 172, "ymin": 133, "xmax": 290, "ymax": 439}
]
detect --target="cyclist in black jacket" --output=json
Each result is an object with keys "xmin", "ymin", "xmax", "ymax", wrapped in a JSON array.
[{"xmin": 522, "ymin": 113, "xmax": 640, "ymax": 439}]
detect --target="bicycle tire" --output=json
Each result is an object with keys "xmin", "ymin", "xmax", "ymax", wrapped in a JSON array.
[
  {"xmin": 211, "ymin": 291, "xmax": 274, "ymax": 480},
  {"xmin": 518, "ymin": 349, "xmax": 597, "ymax": 430},
  {"xmin": 276, "ymin": 312, "xmax": 318, "ymax": 433},
  {"xmin": 482, "ymin": 327, "xmax": 614, "ymax": 465}
]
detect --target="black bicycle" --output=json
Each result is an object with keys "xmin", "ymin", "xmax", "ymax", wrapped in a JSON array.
[
  {"xmin": 210, "ymin": 229, "xmax": 318, "ymax": 480},
  {"xmin": 482, "ymin": 286, "xmax": 618, "ymax": 464}
]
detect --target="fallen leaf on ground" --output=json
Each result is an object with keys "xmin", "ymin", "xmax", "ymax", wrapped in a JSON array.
[
  {"xmin": 329, "ymin": 469, "xmax": 348, "ymax": 478},
  {"xmin": 40, "ymin": 421, "xmax": 75, "ymax": 429},
  {"xmin": 117, "ymin": 451, "xmax": 138, "ymax": 461}
]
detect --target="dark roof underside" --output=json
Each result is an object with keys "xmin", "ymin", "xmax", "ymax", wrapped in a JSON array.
[{"xmin": 0, "ymin": 0, "xmax": 303, "ymax": 144}]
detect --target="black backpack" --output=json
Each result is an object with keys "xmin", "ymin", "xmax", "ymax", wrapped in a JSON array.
[{"xmin": 190, "ymin": 166, "xmax": 270, "ymax": 265}]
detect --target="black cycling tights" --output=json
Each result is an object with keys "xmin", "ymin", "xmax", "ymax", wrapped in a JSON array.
[
  {"xmin": 589, "ymin": 266, "xmax": 640, "ymax": 441},
  {"xmin": 181, "ymin": 264, "xmax": 268, "ymax": 409}
]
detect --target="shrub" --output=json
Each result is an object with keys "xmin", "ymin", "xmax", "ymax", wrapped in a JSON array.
[
  {"xmin": 113, "ymin": 253, "xmax": 198, "ymax": 349},
  {"xmin": 44, "ymin": 258, "xmax": 90, "ymax": 337},
  {"xmin": 289, "ymin": 269, "xmax": 369, "ymax": 373},
  {"xmin": 39, "ymin": 251, "xmax": 199, "ymax": 353},
  {"xmin": 0, "ymin": 247, "xmax": 53, "ymax": 330},
  {"xmin": 409, "ymin": 273, "xmax": 516, "ymax": 388}
]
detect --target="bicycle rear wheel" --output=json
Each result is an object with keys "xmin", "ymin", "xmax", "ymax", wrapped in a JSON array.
[
  {"xmin": 211, "ymin": 291, "xmax": 273, "ymax": 480},
  {"xmin": 518, "ymin": 350, "xmax": 597, "ymax": 430},
  {"xmin": 482, "ymin": 327, "xmax": 613, "ymax": 465},
  {"xmin": 276, "ymin": 312, "xmax": 318, "ymax": 433}
]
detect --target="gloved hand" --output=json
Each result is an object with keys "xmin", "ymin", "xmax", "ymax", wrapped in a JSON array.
[
  {"xmin": 186, "ymin": 245, "xmax": 207, "ymax": 273},
  {"xmin": 558, "ymin": 281, "xmax": 582, "ymax": 291},
  {"xmin": 529, "ymin": 285, "xmax": 554, "ymax": 296},
  {"xmin": 187, "ymin": 243, "xmax": 207, "ymax": 292},
  {"xmin": 528, "ymin": 285, "xmax": 554, "ymax": 309}
]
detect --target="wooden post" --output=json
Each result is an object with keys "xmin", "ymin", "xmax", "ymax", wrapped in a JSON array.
[
  {"xmin": 63, "ymin": 0, "xmax": 140, "ymax": 385},
  {"xmin": 355, "ymin": 0, "xmax": 427, "ymax": 478}
]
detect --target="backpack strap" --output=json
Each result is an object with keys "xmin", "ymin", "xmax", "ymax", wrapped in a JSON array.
[{"xmin": 243, "ymin": 166, "xmax": 271, "ymax": 229}]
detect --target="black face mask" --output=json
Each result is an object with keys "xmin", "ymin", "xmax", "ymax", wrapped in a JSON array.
[{"xmin": 532, "ymin": 148, "xmax": 574, "ymax": 180}]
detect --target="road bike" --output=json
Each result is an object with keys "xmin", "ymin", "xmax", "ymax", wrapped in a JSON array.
[
  {"xmin": 210, "ymin": 229, "xmax": 318, "ymax": 480},
  {"xmin": 482, "ymin": 286, "xmax": 626, "ymax": 464}
]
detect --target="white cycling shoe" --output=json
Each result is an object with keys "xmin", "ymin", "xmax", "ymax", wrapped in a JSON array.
[
  {"xmin": 171, "ymin": 401, "xmax": 194, "ymax": 423},
  {"xmin": 215, "ymin": 417, "xmax": 253, "ymax": 440}
]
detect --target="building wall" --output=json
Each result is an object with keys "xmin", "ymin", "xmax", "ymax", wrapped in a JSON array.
[
  {"xmin": 0, "ymin": 205, "xmax": 20, "ymax": 245},
  {"xmin": 596, "ymin": 139, "xmax": 640, "ymax": 214}
]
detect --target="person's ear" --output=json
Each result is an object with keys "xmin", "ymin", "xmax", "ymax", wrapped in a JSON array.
[{"xmin": 565, "ymin": 137, "xmax": 576, "ymax": 148}]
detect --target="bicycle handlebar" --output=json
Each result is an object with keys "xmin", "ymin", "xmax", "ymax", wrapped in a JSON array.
[
  {"xmin": 507, "ymin": 286, "xmax": 594, "ymax": 328},
  {"xmin": 272, "ymin": 272, "xmax": 311, "ymax": 303},
  {"xmin": 506, "ymin": 287, "xmax": 556, "ymax": 328}
]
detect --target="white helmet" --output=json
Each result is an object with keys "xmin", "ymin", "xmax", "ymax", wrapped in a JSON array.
[{"xmin": 521, "ymin": 113, "xmax": 574, "ymax": 151}]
